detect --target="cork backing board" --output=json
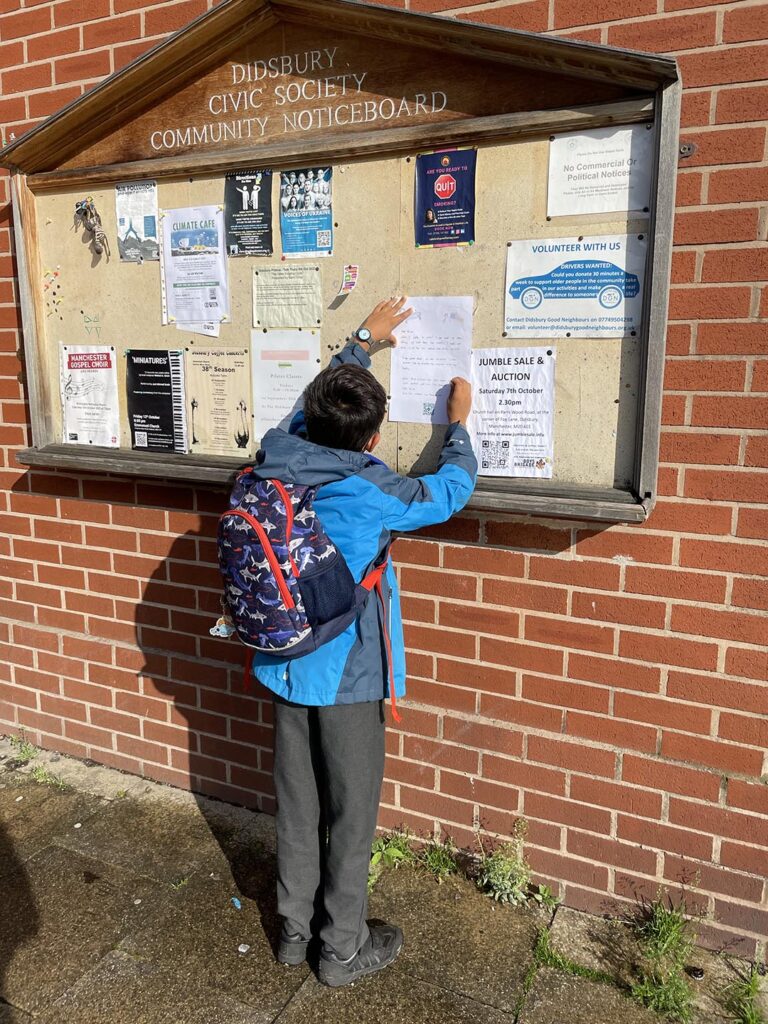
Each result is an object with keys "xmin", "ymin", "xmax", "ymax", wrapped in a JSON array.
[{"xmin": 35, "ymin": 136, "xmax": 644, "ymax": 488}]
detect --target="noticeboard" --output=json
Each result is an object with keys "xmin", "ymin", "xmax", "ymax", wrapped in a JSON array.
[{"xmin": 0, "ymin": 0, "xmax": 681, "ymax": 523}]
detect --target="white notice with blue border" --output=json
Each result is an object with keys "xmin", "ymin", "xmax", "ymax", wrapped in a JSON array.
[{"xmin": 504, "ymin": 234, "xmax": 647, "ymax": 339}]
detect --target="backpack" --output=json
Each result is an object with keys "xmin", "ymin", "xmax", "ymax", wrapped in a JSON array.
[{"xmin": 217, "ymin": 467, "xmax": 399, "ymax": 718}]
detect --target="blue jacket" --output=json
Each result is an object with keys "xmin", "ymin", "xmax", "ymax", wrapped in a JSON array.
[{"xmin": 251, "ymin": 342, "xmax": 477, "ymax": 706}]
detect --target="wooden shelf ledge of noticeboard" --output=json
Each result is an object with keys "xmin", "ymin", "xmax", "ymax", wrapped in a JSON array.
[{"xmin": 15, "ymin": 445, "xmax": 648, "ymax": 522}]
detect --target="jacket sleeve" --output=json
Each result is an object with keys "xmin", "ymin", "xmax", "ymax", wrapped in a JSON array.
[
  {"xmin": 330, "ymin": 341, "xmax": 372, "ymax": 369},
  {"xmin": 369, "ymin": 423, "xmax": 478, "ymax": 532}
]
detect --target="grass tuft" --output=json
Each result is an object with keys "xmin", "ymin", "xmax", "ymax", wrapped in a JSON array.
[
  {"xmin": 29, "ymin": 764, "xmax": 67, "ymax": 790},
  {"xmin": 10, "ymin": 732, "xmax": 36, "ymax": 765},
  {"xmin": 723, "ymin": 966, "xmax": 766, "ymax": 1024},
  {"xmin": 420, "ymin": 836, "xmax": 459, "ymax": 883},
  {"xmin": 629, "ymin": 889, "xmax": 697, "ymax": 1022},
  {"xmin": 534, "ymin": 927, "xmax": 616, "ymax": 986}
]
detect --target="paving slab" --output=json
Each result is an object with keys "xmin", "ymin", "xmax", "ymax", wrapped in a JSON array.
[
  {"xmin": 0, "ymin": 1006, "xmax": 33, "ymax": 1024},
  {"xmin": 518, "ymin": 967, "xmax": 659, "ymax": 1024},
  {"xmin": 548, "ymin": 905, "xmax": 768, "ymax": 1023},
  {"xmin": 687, "ymin": 948, "xmax": 768, "ymax": 1024},
  {"xmin": 369, "ymin": 866, "xmax": 542, "ymax": 1014},
  {"xmin": 52, "ymin": 795, "xmax": 222, "ymax": 885},
  {"xmin": 119, "ymin": 868, "xmax": 306, "ymax": 1016},
  {"xmin": 0, "ymin": 845, "xmax": 165, "ymax": 1015},
  {"xmin": 548, "ymin": 905, "xmax": 641, "ymax": 988},
  {"xmin": 0, "ymin": 774, "xmax": 107, "ymax": 866},
  {"xmin": 37, "ymin": 951, "xmax": 274, "ymax": 1024},
  {"xmin": 275, "ymin": 970, "xmax": 516, "ymax": 1024}
]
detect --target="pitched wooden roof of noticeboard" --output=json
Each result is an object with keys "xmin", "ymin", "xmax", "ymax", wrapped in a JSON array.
[{"xmin": 0, "ymin": 0, "xmax": 678, "ymax": 179}]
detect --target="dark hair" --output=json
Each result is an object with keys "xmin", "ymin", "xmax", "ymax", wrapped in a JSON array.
[{"xmin": 303, "ymin": 363, "xmax": 387, "ymax": 452}]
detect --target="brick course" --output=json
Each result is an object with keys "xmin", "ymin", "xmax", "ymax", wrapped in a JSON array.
[{"xmin": 0, "ymin": 0, "xmax": 766, "ymax": 961}]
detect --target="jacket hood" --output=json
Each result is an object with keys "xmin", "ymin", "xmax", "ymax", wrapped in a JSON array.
[{"xmin": 255, "ymin": 427, "xmax": 377, "ymax": 487}]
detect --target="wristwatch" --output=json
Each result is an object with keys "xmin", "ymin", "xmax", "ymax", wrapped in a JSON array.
[{"xmin": 353, "ymin": 327, "xmax": 372, "ymax": 345}]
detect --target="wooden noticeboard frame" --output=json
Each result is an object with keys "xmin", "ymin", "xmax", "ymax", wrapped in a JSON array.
[{"xmin": 1, "ymin": 0, "xmax": 680, "ymax": 523}]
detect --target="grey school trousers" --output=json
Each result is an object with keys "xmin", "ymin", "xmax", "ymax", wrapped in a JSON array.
[{"xmin": 273, "ymin": 695, "xmax": 386, "ymax": 960}]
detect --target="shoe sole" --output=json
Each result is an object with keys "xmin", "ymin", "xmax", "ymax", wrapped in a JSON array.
[{"xmin": 318, "ymin": 934, "xmax": 403, "ymax": 988}]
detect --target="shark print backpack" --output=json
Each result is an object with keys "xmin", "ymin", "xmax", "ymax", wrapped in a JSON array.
[{"xmin": 217, "ymin": 467, "xmax": 389, "ymax": 661}]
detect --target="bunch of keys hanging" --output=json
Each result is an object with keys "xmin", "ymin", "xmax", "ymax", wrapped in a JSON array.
[{"xmin": 74, "ymin": 196, "xmax": 110, "ymax": 258}]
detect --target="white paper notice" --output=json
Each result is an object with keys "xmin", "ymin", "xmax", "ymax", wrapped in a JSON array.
[
  {"xmin": 548, "ymin": 125, "xmax": 654, "ymax": 217},
  {"xmin": 470, "ymin": 347, "xmax": 556, "ymax": 478},
  {"xmin": 161, "ymin": 205, "xmax": 229, "ymax": 323},
  {"xmin": 176, "ymin": 320, "xmax": 221, "ymax": 338},
  {"xmin": 251, "ymin": 329, "xmax": 321, "ymax": 438},
  {"xmin": 504, "ymin": 234, "xmax": 646, "ymax": 338},
  {"xmin": 60, "ymin": 344, "xmax": 119, "ymax": 447},
  {"xmin": 389, "ymin": 296, "xmax": 472, "ymax": 424},
  {"xmin": 253, "ymin": 265, "xmax": 322, "ymax": 329}
]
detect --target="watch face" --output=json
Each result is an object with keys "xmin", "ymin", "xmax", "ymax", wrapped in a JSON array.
[{"xmin": 356, "ymin": 328, "xmax": 372, "ymax": 342}]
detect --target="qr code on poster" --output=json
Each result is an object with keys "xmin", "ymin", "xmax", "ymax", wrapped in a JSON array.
[
  {"xmin": 422, "ymin": 402, "xmax": 435, "ymax": 417},
  {"xmin": 316, "ymin": 230, "xmax": 331, "ymax": 248},
  {"xmin": 135, "ymin": 431, "xmax": 148, "ymax": 447},
  {"xmin": 480, "ymin": 438, "xmax": 510, "ymax": 470}
]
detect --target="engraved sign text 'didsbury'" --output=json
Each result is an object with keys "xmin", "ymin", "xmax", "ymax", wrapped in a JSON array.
[{"xmin": 149, "ymin": 47, "xmax": 448, "ymax": 152}]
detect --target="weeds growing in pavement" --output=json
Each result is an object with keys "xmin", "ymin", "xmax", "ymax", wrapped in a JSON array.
[
  {"xmin": 420, "ymin": 836, "xmax": 459, "ymax": 883},
  {"xmin": 29, "ymin": 764, "xmax": 67, "ymax": 789},
  {"xmin": 368, "ymin": 829, "xmax": 416, "ymax": 891},
  {"xmin": 9, "ymin": 732, "xmax": 36, "ymax": 764},
  {"xmin": 475, "ymin": 821, "xmax": 531, "ymax": 906},
  {"xmin": 533, "ymin": 927, "xmax": 616, "ymax": 986},
  {"xmin": 630, "ymin": 889, "xmax": 697, "ymax": 1022},
  {"xmin": 723, "ymin": 966, "xmax": 766, "ymax": 1024},
  {"xmin": 475, "ymin": 822, "xmax": 560, "ymax": 910}
]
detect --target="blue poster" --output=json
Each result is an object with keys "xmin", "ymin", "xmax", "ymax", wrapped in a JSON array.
[
  {"xmin": 279, "ymin": 167, "xmax": 333, "ymax": 258},
  {"xmin": 415, "ymin": 148, "xmax": 476, "ymax": 248}
]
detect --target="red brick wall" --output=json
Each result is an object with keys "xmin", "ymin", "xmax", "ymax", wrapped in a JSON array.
[{"xmin": 1, "ymin": 0, "xmax": 767, "ymax": 960}]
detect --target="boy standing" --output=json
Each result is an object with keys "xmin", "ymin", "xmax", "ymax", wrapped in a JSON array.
[{"xmin": 251, "ymin": 297, "xmax": 477, "ymax": 987}]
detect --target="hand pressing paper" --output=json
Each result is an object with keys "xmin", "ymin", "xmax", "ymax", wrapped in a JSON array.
[{"xmin": 389, "ymin": 296, "xmax": 473, "ymax": 424}]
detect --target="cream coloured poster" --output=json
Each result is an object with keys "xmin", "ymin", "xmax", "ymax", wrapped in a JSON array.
[
  {"xmin": 253, "ymin": 265, "xmax": 323, "ymax": 329},
  {"xmin": 185, "ymin": 347, "xmax": 252, "ymax": 457}
]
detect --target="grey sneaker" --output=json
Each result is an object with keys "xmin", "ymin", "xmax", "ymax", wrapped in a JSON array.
[
  {"xmin": 318, "ymin": 924, "xmax": 403, "ymax": 987},
  {"xmin": 277, "ymin": 928, "xmax": 309, "ymax": 966}
]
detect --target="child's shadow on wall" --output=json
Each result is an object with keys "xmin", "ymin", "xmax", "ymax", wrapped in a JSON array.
[{"xmin": 136, "ymin": 527, "xmax": 281, "ymax": 947}]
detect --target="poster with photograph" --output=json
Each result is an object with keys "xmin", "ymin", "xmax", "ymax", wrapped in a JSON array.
[
  {"xmin": 126, "ymin": 349, "xmax": 187, "ymax": 452},
  {"xmin": 59, "ymin": 344, "xmax": 119, "ymax": 447},
  {"xmin": 415, "ymin": 148, "xmax": 476, "ymax": 248},
  {"xmin": 186, "ymin": 347, "xmax": 252, "ymax": 456},
  {"xmin": 161, "ymin": 205, "xmax": 229, "ymax": 323},
  {"xmin": 224, "ymin": 170, "xmax": 273, "ymax": 256},
  {"xmin": 470, "ymin": 347, "xmax": 556, "ymax": 478},
  {"xmin": 115, "ymin": 181, "xmax": 159, "ymax": 262},
  {"xmin": 279, "ymin": 167, "xmax": 333, "ymax": 258},
  {"xmin": 548, "ymin": 125, "xmax": 654, "ymax": 218},
  {"xmin": 251, "ymin": 329, "xmax": 321, "ymax": 438},
  {"xmin": 253, "ymin": 265, "xmax": 322, "ymax": 328},
  {"xmin": 504, "ymin": 234, "xmax": 647, "ymax": 338}
]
